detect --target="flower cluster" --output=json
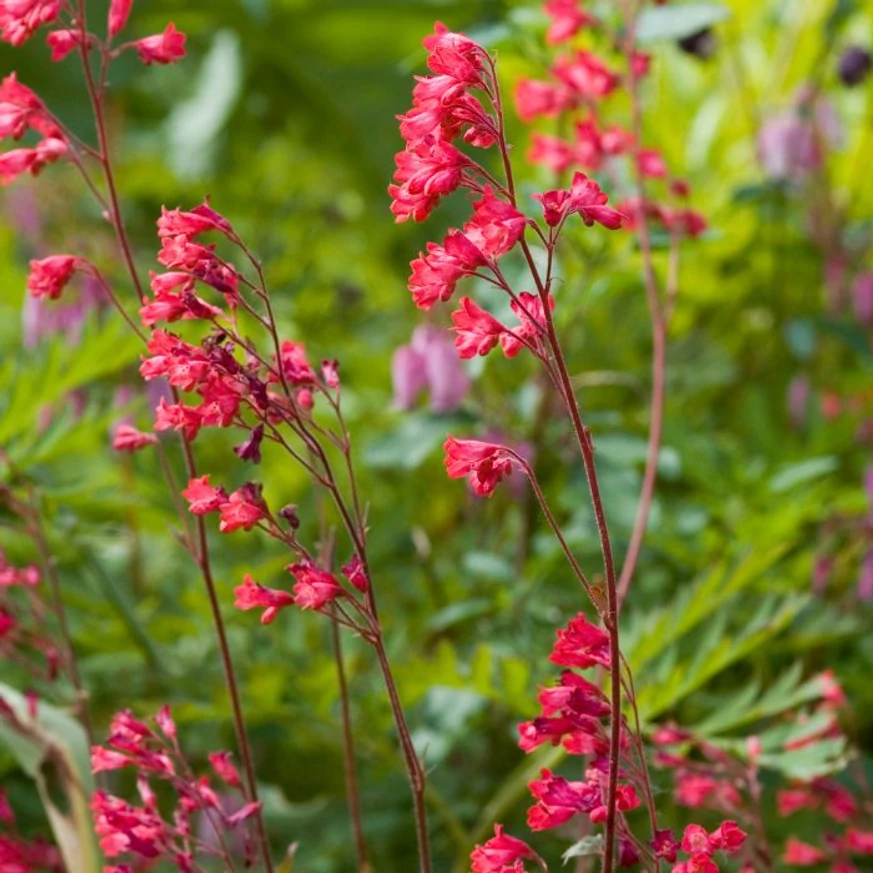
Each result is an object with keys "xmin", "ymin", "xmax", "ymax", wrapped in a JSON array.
[
  {"xmin": 0, "ymin": 786, "xmax": 61, "ymax": 873},
  {"xmin": 515, "ymin": 1, "xmax": 707, "ymax": 239},
  {"xmin": 91, "ymin": 707, "xmax": 261, "ymax": 873},
  {"xmin": 0, "ymin": 73, "xmax": 66, "ymax": 185}
]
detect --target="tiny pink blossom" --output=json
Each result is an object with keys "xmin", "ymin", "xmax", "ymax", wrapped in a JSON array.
[
  {"xmin": 443, "ymin": 436, "xmax": 515, "ymax": 497},
  {"xmin": 26, "ymin": 255, "xmax": 82, "ymax": 300},
  {"xmin": 288, "ymin": 562, "xmax": 343, "ymax": 610},
  {"xmin": 233, "ymin": 574, "xmax": 294, "ymax": 624},
  {"xmin": 108, "ymin": 0, "xmax": 133, "ymax": 38},
  {"xmin": 112, "ymin": 424, "xmax": 158, "ymax": 452},
  {"xmin": 181, "ymin": 475, "xmax": 225, "ymax": 515},
  {"xmin": 45, "ymin": 28, "xmax": 81, "ymax": 61},
  {"xmin": 470, "ymin": 824, "xmax": 538, "ymax": 873},
  {"xmin": 133, "ymin": 22, "xmax": 186, "ymax": 65}
]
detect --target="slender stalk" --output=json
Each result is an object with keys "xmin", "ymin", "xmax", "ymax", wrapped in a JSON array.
[
  {"xmin": 23, "ymin": 493, "xmax": 97, "ymax": 749},
  {"xmin": 330, "ymin": 622, "xmax": 369, "ymax": 872},
  {"xmin": 372, "ymin": 637, "xmax": 432, "ymax": 873},
  {"xmin": 71, "ymin": 19, "xmax": 274, "ymax": 869}
]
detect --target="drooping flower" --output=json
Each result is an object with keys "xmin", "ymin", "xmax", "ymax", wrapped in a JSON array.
[
  {"xmin": 26, "ymin": 255, "xmax": 84, "ymax": 300},
  {"xmin": 112, "ymin": 424, "xmax": 158, "ymax": 452},
  {"xmin": 208, "ymin": 752, "xmax": 241, "ymax": 788},
  {"xmin": 45, "ymin": 28, "xmax": 81, "ymax": 61},
  {"xmin": 0, "ymin": 0, "xmax": 62, "ymax": 46},
  {"xmin": 544, "ymin": 0, "xmax": 593, "ymax": 44},
  {"xmin": 535, "ymin": 172, "xmax": 625, "ymax": 229},
  {"xmin": 108, "ymin": 0, "xmax": 134, "ymax": 38},
  {"xmin": 549, "ymin": 613, "xmax": 611, "ymax": 669},
  {"xmin": 287, "ymin": 562, "xmax": 343, "ymax": 610},
  {"xmin": 218, "ymin": 485, "xmax": 266, "ymax": 533},
  {"xmin": 451, "ymin": 297, "xmax": 509, "ymax": 358},
  {"xmin": 782, "ymin": 838, "xmax": 826, "ymax": 865},
  {"xmin": 133, "ymin": 23, "xmax": 186, "ymax": 65},
  {"xmin": 181, "ymin": 475, "xmax": 226, "ymax": 515},
  {"xmin": 515, "ymin": 78, "xmax": 574, "ymax": 122},
  {"xmin": 470, "ymin": 824, "xmax": 539, "ymax": 873},
  {"xmin": 443, "ymin": 436, "xmax": 515, "ymax": 497},
  {"xmin": 233, "ymin": 574, "xmax": 294, "ymax": 624},
  {"xmin": 552, "ymin": 51, "xmax": 619, "ymax": 100}
]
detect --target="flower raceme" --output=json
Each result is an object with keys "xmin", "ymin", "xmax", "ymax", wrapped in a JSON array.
[{"xmin": 90, "ymin": 707, "xmax": 261, "ymax": 872}]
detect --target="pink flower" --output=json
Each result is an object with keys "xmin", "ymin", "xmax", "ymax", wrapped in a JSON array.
[
  {"xmin": 549, "ymin": 613, "xmax": 611, "ymax": 669},
  {"xmin": 528, "ymin": 133, "xmax": 575, "ymax": 174},
  {"xmin": 157, "ymin": 203, "xmax": 234, "ymax": 240},
  {"xmin": 133, "ymin": 23, "xmax": 186, "ymax": 65},
  {"xmin": 108, "ymin": 0, "xmax": 133, "ymax": 37},
  {"xmin": 470, "ymin": 824, "xmax": 538, "ymax": 873},
  {"xmin": 181, "ymin": 475, "xmax": 226, "ymax": 515},
  {"xmin": 526, "ymin": 768, "xmax": 599, "ymax": 830},
  {"xmin": 0, "ymin": 0, "xmax": 62, "ymax": 46},
  {"xmin": 287, "ymin": 562, "xmax": 343, "ymax": 610},
  {"xmin": 342, "ymin": 556, "xmax": 369, "ymax": 593},
  {"xmin": 112, "ymin": 424, "xmax": 158, "ymax": 452},
  {"xmin": 709, "ymin": 821, "xmax": 746, "ymax": 853},
  {"xmin": 777, "ymin": 789, "xmax": 817, "ymax": 817},
  {"xmin": 501, "ymin": 292, "xmax": 553, "ymax": 358},
  {"xmin": 26, "ymin": 255, "xmax": 83, "ymax": 300},
  {"xmin": 444, "ymin": 436, "xmax": 515, "ymax": 496},
  {"xmin": 552, "ymin": 51, "xmax": 619, "ymax": 99},
  {"xmin": 45, "ymin": 28, "xmax": 81, "ymax": 61},
  {"xmin": 276, "ymin": 340, "xmax": 316, "ymax": 385},
  {"xmin": 637, "ymin": 148, "xmax": 667, "ymax": 178},
  {"xmin": 652, "ymin": 829, "xmax": 680, "ymax": 863},
  {"xmin": 0, "ymin": 788, "xmax": 14, "ymax": 824},
  {"xmin": 208, "ymin": 751, "xmax": 241, "ymax": 788},
  {"xmin": 515, "ymin": 78, "xmax": 574, "ymax": 122},
  {"xmin": 422, "ymin": 22, "xmax": 484, "ymax": 84},
  {"xmin": 451, "ymin": 297, "xmax": 508, "ymax": 358},
  {"xmin": 544, "ymin": 0, "xmax": 593, "ymax": 44},
  {"xmin": 852, "ymin": 273, "xmax": 873, "ymax": 324},
  {"xmin": 219, "ymin": 486, "xmax": 266, "ymax": 533},
  {"xmin": 390, "ymin": 137, "xmax": 472, "ymax": 223},
  {"xmin": 233, "ymin": 574, "xmax": 294, "ymax": 624},
  {"xmin": 783, "ymin": 838, "xmax": 825, "ymax": 865},
  {"xmin": 91, "ymin": 746, "xmax": 131, "ymax": 774},
  {"xmin": 535, "ymin": 172, "xmax": 624, "ymax": 229},
  {"xmin": 0, "ymin": 73, "xmax": 47, "ymax": 139},
  {"xmin": 845, "ymin": 829, "xmax": 873, "ymax": 854},
  {"xmin": 392, "ymin": 326, "xmax": 469, "ymax": 412},
  {"xmin": 153, "ymin": 398, "xmax": 202, "ymax": 439}
]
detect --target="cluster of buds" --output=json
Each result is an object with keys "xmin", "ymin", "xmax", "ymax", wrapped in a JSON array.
[
  {"xmin": 515, "ymin": 0, "xmax": 706, "ymax": 239},
  {"xmin": 91, "ymin": 707, "xmax": 261, "ymax": 873}
]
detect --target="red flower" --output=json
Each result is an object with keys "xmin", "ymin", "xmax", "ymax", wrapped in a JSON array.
[
  {"xmin": 652, "ymin": 829, "xmax": 680, "ymax": 863},
  {"xmin": 288, "ymin": 562, "xmax": 343, "ymax": 610},
  {"xmin": 470, "ymin": 824, "xmax": 538, "ymax": 873},
  {"xmin": 501, "ymin": 292, "xmax": 553, "ymax": 358},
  {"xmin": 26, "ymin": 255, "xmax": 83, "ymax": 299},
  {"xmin": 451, "ymin": 297, "xmax": 508, "ymax": 358},
  {"xmin": 443, "ymin": 436, "xmax": 515, "ymax": 497},
  {"xmin": 845, "ymin": 829, "xmax": 873, "ymax": 854},
  {"xmin": 777, "ymin": 788, "xmax": 818, "ymax": 817},
  {"xmin": 681, "ymin": 824, "xmax": 712, "ymax": 855},
  {"xmin": 709, "ymin": 821, "xmax": 746, "ymax": 853},
  {"xmin": 208, "ymin": 751, "xmax": 241, "ymax": 788},
  {"xmin": 181, "ymin": 475, "xmax": 225, "ymax": 515},
  {"xmin": 637, "ymin": 148, "xmax": 667, "ymax": 178},
  {"xmin": 422, "ymin": 22, "xmax": 484, "ymax": 85},
  {"xmin": 783, "ymin": 838, "xmax": 825, "ymax": 865},
  {"xmin": 233, "ymin": 574, "xmax": 294, "ymax": 625},
  {"xmin": 544, "ymin": 0, "xmax": 593, "ymax": 44},
  {"xmin": 91, "ymin": 747, "xmax": 131, "ymax": 774},
  {"xmin": 549, "ymin": 613, "xmax": 611, "ymax": 669},
  {"xmin": 526, "ymin": 769, "xmax": 599, "ymax": 830},
  {"xmin": 552, "ymin": 51, "xmax": 619, "ymax": 99},
  {"xmin": 535, "ymin": 172, "xmax": 624, "ymax": 230},
  {"xmin": 45, "ymin": 28, "xmax": 81, "ymax": 62},
  {"xmin": 515, "ymin": 78, "xmax": 574, "ymax": 122},
  {"xmin": 219, "ymin": 486, "xmax": 266, "ymax": 533},
  {"xmin": 342, "ymin": 556, "xmax": 369, "ymax": 593},
  {"xmin": 157, "ymin": 203, "xmax": 234, "ymax": 240},
  {"xmin": 133, "ymin": 23, "xmax": 186, "ymax": 65},
  {"xmin": 108, "ymin": 0, "xmax": 133, "ymax": 38},
  {"xmin": 0, "ymin": 0, "xmax": 62, "ymax": 46},
  {"xmin": 112, "ymin": 424, "xmax": 158, "ymax": 452}
]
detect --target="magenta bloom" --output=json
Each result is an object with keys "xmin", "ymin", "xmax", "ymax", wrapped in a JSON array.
[
  {"xmin": 515, "ymin": 78, "xmax": 574, "ymax": 122},
  {"xmin": 112, "ymin": 424, "xmax": 158, "ymax": 453},
  {"xmin": 287, "ymin": 562, "xmax": 343, "ymax": 610},
  {"xmin": 0, "ymin": 0, "xmax": 62, "ymax": 46},
  {"xmin": 470, "ymin": 824, "xmax": 538, "ymax": 873},
  {"xmin": 451, "ymin": 297, "xmax": 508, "ymax": 358},
  {"xmin": 108, "ymin": 0, "xmax": 133, "ymax": 38},
  {"xmin": 535, "ymin": 172, "xmax": 625, "ymax": 229},
  {"xmin": 443, "ymin": 436, "xmax": 515, "ymax": 497},
  {"xmin": 26, "ymin": 255, "xmax": 83, "ymax": 300},
  {"xmin": 544, "ymin": 0, "xmax": 592, "ymax": 45},
  {"xmin": 219, "ymin": 487, "xmax": 266, "ymax": 533},
  {"xmin": 45, "ymin": 28, "xmax": 81, "ymax": 62},
  {"xmin": 133, "ymin": 23, "xmax": 186, "ymax": 65},
  {"xmin": 233, "ymin": 574, "xmax": 294, "ymax": 625},
  {"xmin": 549, "ymin": 613, "xmax": 611, "ymax": 669}
]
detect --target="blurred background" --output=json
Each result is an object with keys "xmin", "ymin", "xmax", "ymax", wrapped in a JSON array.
[{"xmin": 1, "ymin": 0, "xmax": 872, "ymax": 870}]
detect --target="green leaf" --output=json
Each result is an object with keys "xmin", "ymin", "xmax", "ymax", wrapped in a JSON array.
[
  {"xmin": 563, "ymin": 836, "xmax": 605, "ymax": 864},
  {"xmin": 636, "ymin": 3, "xmax": 730, "ymax": 43},
  {"xmin": 0, "ymin": 684, "xmax": 97, "ymax": 873},
  {"xmin": 769, "ymin": 457, "xmax": 838, "ymax": 493}
]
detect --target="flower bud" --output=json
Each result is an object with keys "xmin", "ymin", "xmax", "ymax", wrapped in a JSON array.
[{"xmin": 838, "ymin": 46, "xmax": 871, "ymax": 87}]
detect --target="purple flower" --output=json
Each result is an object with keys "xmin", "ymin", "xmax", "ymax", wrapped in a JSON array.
[{"xmin": 391, "ymin": 325, "xmax": 469, "ymax": 413}]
